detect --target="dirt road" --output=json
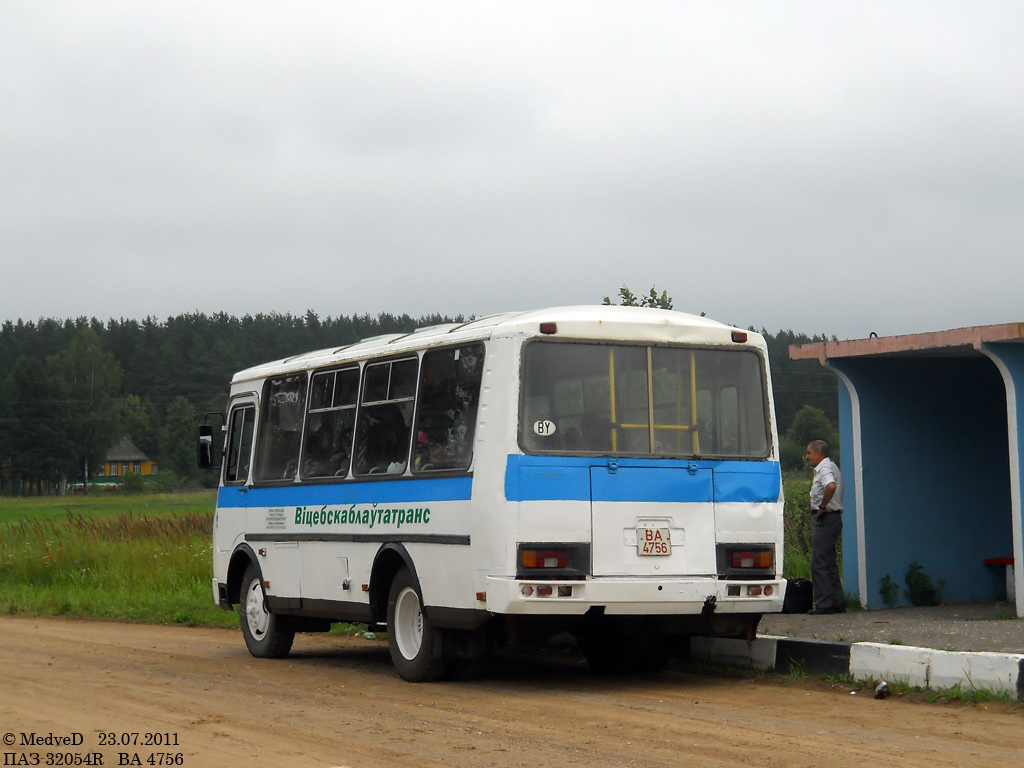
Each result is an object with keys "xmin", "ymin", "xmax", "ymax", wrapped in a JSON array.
[{"xmin": 0, "ymin": 616, "xmax": 1020, "ymax": 768}]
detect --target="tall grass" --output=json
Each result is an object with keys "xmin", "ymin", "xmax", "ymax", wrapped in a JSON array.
[
  {"xmin": 1, "ymin": 482, "xmax": 827, "ymax": 624},
  {"xmin": 0, "ymin": 490, "xmax": 216, "ymax": 525},
  {"xmin": 783, "ymin": 477, "xmax": 813, "ymax": 580},
  {"xmin": 0, "ymin": 505, "xmax": 235, "ymax": 628},
  {"xmin": 782, "ymin": 474, "xmax": 845, "ymax": 581}
]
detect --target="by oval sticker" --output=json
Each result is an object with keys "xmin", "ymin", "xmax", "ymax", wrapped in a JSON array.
[{"xmin": 533, "ymin": 420, "xmax": 557, "ymax": 437}]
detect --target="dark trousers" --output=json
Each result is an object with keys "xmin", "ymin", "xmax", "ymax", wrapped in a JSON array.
[{"xmin": 811, "ymin": 511, "xmax": 844, "ymax": 610}]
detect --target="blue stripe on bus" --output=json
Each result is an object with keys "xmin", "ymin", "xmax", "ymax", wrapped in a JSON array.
[
  {"xmin": 592, "ymin": 465, "xmax": 714, "ymax": 503},
  {"xmin": 713, "ymin": 467, "xmax": 782, "ymax": 503},
  {"xmin": 217, "ymin": 476, "xmax": 474, "ymax": 509},
  {"xmin": 504, "ymin": 455, "xmax": 780, "ymax": 503},
  {"xmin": 214, "ymin": 458, "xmax": 781, "ymax": 508}
]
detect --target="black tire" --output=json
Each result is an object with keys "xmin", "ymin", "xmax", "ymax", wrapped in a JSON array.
[
  {"xmin": 239, "ymin": 563, "xmax": 294, "ymax": 658},
  {"xmin": 386, "ymin": 567, "xmax": 448, "ymax": 682}
]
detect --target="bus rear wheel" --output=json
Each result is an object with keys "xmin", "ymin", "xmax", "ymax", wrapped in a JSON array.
[
  {"xmin": 239, "ymin": 564, "xmax": 294, "ymax": 658},
  {"xmin": 386, "ymin": 567, "xmax": 448, "ymax": 682}
]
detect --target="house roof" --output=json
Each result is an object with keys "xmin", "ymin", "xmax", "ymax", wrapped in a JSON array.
[{"xmin": 105, "ymin": 436, "xmax": 150, "ymax": 462}]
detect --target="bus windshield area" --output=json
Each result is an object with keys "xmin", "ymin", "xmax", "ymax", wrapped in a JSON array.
[{"xmin": 521, "ymin": 341, "xmax": 769, "ymax": 458}]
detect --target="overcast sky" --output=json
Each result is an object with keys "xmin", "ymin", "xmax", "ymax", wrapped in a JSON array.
[{"xmin": 3, "ymin": 2, "xmax": 1022, "ymax": 339}]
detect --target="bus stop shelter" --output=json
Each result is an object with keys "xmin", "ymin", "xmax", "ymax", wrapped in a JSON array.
[{"xmin": 791, "ymin": 323, "xmax": 1024, "ymax": 617}]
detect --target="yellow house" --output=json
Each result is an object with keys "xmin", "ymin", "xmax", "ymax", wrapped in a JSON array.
[{"xmin": 96, "ymin": 436, "xmax": 158, "ymax": 481}]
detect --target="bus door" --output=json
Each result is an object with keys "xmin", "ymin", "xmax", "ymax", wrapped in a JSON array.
[
  {"xmin": 249, "ymin": 373, "xmax": 309, "ymax": 601},
  {"xmin": 218, "ymin": 399, "xmax": 256, "ymax": 555},
  {"xmin": 590, "ymin": 462, "xmax": 717, "ymax": 577}
]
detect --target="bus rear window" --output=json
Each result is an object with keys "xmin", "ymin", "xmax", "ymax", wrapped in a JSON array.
[{"xmin": 521, "ymin": 341, "xmax": 769, "ymax": 458}]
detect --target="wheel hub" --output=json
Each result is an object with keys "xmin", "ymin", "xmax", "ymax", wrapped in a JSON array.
[
  {"xmin": 245, "ymin": 580, "xmax": 270, "ymax": 639},
  {"xmin": 394, "ymin": 586, "xmax": 424, "ymax": 660}
]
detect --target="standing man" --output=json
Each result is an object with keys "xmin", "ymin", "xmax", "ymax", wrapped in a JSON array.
[{"xmin": 806, "ymin": 440, "xmax": 845, "ymax": 614}]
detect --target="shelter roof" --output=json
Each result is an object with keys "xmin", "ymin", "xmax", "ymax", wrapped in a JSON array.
[{"xmin": 790, "ymin": 323, "xmax": 1024, "ymax": 364}]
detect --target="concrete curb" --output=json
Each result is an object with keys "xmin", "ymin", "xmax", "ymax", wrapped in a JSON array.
[{"xmin": 691, "ymin": 635, "xmax": 1024, "ymax": 700}]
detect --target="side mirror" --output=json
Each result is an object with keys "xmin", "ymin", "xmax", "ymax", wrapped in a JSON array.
[{"xmin": 197, "ymin": 413, "xmax": 225, "ymax": 469}]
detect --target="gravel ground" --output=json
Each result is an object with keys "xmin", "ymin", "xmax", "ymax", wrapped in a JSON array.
[
  {"xmin": 759, "ymin": 601, "xmax": 1024, "ymax": 653},
  {"xmin": 7, "ymin": 616, "xmax": 1024, "ymax": 768}
]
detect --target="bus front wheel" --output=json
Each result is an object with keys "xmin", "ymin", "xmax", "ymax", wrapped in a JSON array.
[
  {"xmin": 386, "ymin": 567, "xmax": 448, "ymax": 682},
  {"xmin": 239, "ymin": 564, "xmax": 295, "ymax": 658}
]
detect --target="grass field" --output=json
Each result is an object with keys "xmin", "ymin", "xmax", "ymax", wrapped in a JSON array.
[
  {"xmin": 782, "ymin": 476, "xmax": 815, "ymax": 581},
  {"xmin": 0, "ymin": 490, "xmax": 236, "ymax": 628},
  {"xmin": 0, "ymin": 489, "xmax": 216, "ymax": 525},
  {"xmin": 2, "ymin": 478, "xmax": 821, "ymax": 627}
]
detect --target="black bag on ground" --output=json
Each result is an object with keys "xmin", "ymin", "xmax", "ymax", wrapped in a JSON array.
[{"xmin": 782, "ymin": 578, "xmax": 813, "ymax": 614}]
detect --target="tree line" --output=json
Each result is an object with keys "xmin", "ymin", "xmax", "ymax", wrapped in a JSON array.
[{"xmin": 0, "ymin": 308, "xmax": 837, "ymax": 494}]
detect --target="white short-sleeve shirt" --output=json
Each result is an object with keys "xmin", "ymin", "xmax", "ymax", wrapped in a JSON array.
[{"xmin": 810, "ymin": 457, "xmax": 844, "ymax": 511}]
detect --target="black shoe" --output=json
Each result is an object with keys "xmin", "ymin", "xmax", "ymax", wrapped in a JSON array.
[{"xmin": 808, "ymin": 607, "xmax": 840, "ymax": 615}]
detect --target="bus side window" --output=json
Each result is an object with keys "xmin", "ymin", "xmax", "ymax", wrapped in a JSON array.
[
  {"xmin": 414, "ymin": 343, "xmax": 484, "ymax": 472},
  {"xmin": 253, "ymin": 373, "xmax": 307, "ymax": 482},
  {"xmin": 224, "ymin": 405, "xmax": 255, "ymax": 485},
  {"xmin": 355, "ymin": 358, "xmax": 417, "ymax": 475},
  {"xmin": 302, "ymin": 367, "xmax": 358, "ymax": 479}
]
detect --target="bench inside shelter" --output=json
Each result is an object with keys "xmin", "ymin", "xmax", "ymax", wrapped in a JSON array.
[{"xmin": 984, "ymin": 557, "xmax": 1016, "ymax": 602}]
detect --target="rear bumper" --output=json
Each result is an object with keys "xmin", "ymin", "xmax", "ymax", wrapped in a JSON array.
[{"xmin": 486, "ymin": 575, "xmax": 784, "ymax": 616}]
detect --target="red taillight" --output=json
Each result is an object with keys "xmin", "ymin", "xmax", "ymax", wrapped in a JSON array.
[
  {"xmin": 731, "ymin": 551, "xmax": 773, "ymax": 569},
  {"xmin": 521, "ymin": 550, "xmax": 567, "ymax": 569},
  {"xmin": 540, "ymin": 322, "xmax": 557, "ymax": 335},
  {"xmin": 731, "ymin": 331, "xmax": 748, "ymax": 343}
]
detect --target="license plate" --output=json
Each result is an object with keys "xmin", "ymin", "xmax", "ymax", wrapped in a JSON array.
[{"xmin": 637, "ymin": 527, "xmax": 671, "ymax": 556}]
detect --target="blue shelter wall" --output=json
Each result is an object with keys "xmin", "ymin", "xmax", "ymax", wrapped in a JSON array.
[{"xmin": 831, "ymin": 356, "xmax": 1010, "ymax": 607}]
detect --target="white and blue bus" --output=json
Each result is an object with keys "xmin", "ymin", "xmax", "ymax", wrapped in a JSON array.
[{"xmin": 201, "ymin": 306, "xmax": 784, "ymax": 681}]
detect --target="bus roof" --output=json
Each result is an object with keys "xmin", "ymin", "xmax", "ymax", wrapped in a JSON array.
[{"xmin": 229, "ymin": 305, "xmax": 762, "ymax": 385}]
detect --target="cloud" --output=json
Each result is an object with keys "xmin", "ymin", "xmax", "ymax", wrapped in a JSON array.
[{"xmin": 2, "ymin": 2, "xmax": 1023, "ymax": 337}]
